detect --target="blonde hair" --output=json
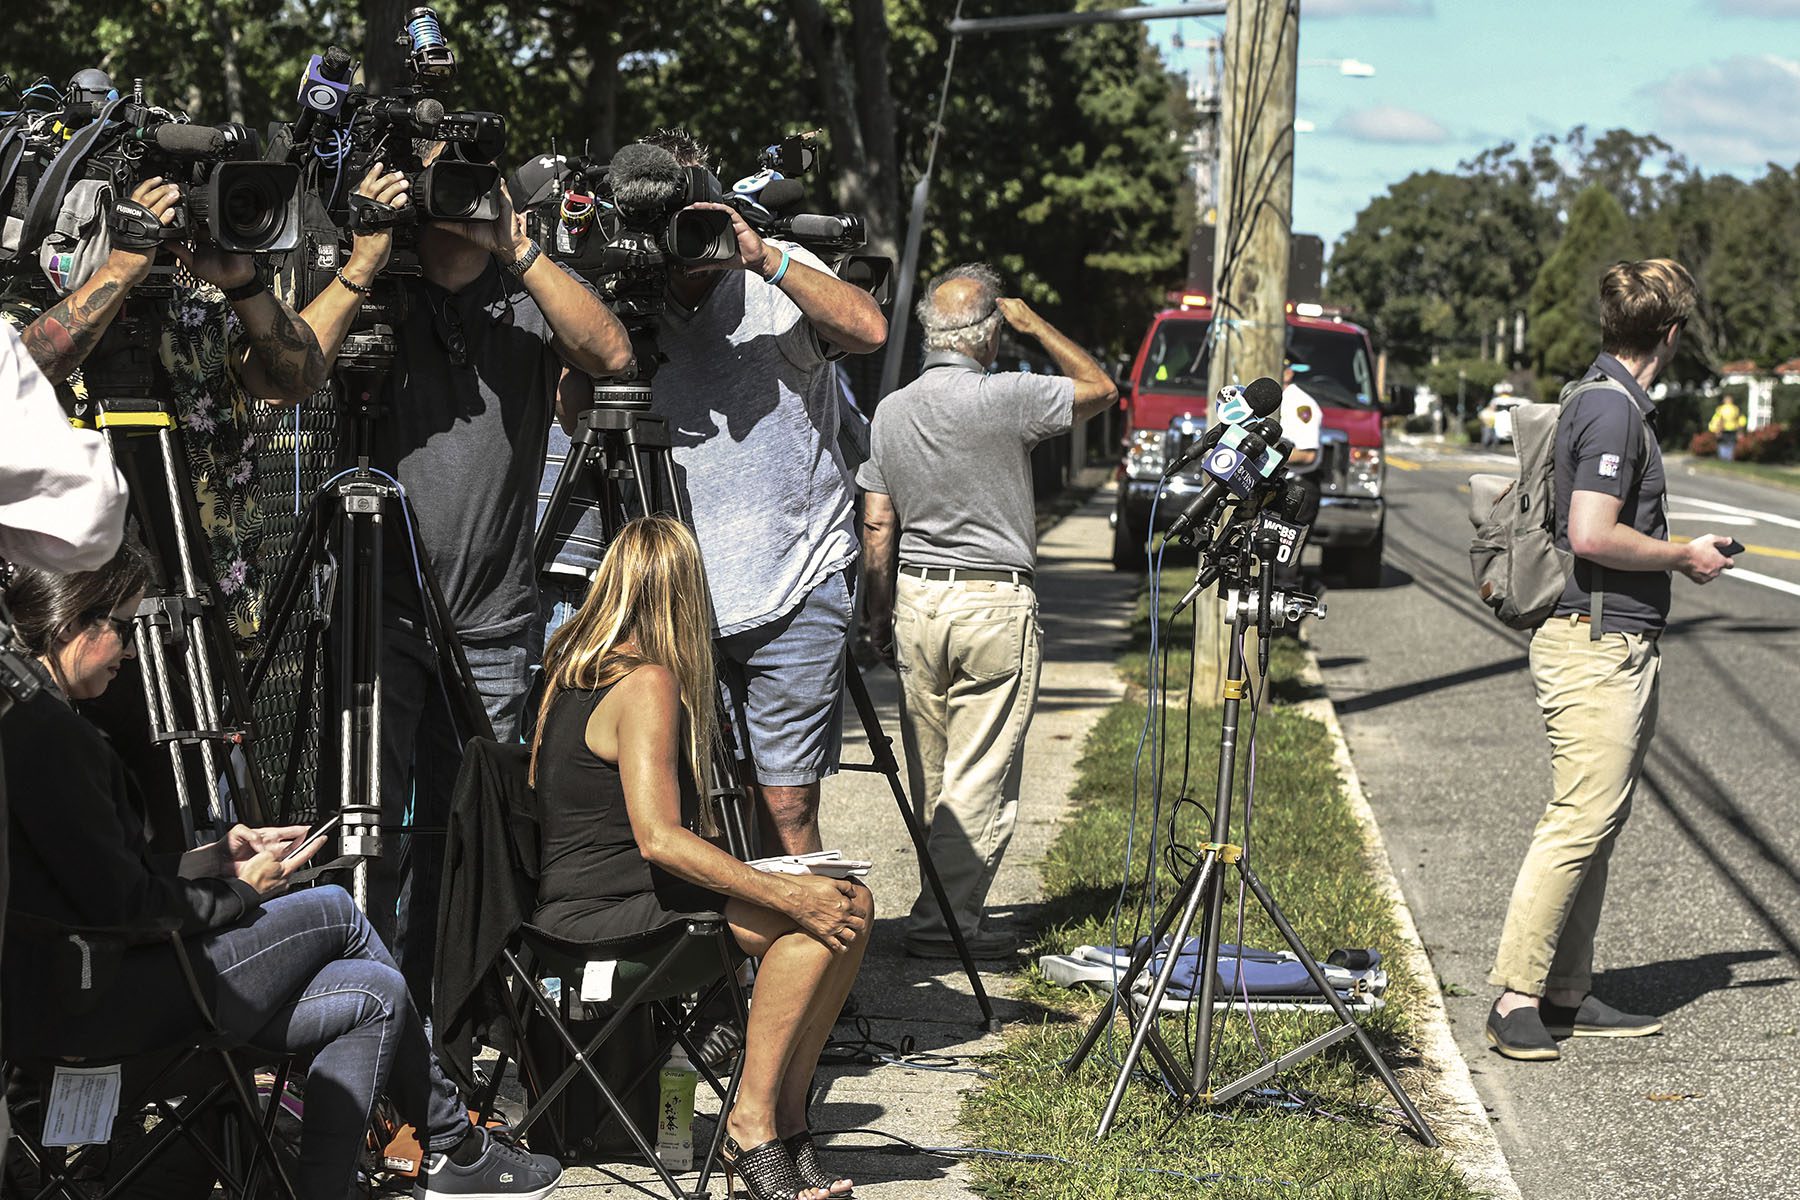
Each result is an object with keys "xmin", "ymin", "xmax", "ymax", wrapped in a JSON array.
[
  {"xmin": 528, "ymin": 517, "xmax": 720, "ymax": 820},
  {"xmin": 1600, "ymin": 258, "xmax": 1697, "ymax": 358}
]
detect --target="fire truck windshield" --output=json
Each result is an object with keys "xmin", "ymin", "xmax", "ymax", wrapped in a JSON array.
[{"xmin": 1143, "ymin": 317, "xmax": 1375, "ymax": 408}]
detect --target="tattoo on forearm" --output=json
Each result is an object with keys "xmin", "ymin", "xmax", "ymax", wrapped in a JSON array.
[
  {"xmin": 240, "ymin": 293, "xmax": 327, "ymax": 396},
  {"xmin": 20, "ymin": 280, "xmax": 124, "ymax": 382}
]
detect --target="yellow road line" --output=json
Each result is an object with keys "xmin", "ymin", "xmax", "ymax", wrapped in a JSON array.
[
  {"xmin": 1387, "ymin": 455, "xmax": 1422, "ymax": 471},
  {"xmin": 1670, "ymin": 535, "xmax": 1800, "ymax": 562}
]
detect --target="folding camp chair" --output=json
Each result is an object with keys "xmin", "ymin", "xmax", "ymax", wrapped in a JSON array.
[{"xmin": 2, "ymin": 914, "xmax": 298, "ymax": 1200}]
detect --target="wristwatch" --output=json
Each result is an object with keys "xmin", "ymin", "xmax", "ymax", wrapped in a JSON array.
[
  {"xmin": 503, "ymin": 239, "xmax": 542, "ymax": 279},
  {"xmin": 222, "ymin": 277, "xmax": 269, "ymax": 303}
]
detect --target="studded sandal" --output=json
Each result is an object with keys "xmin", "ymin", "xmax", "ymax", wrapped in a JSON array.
[
  {"xmin": 783, "ymin": 1132, "xmax": 853, "ymax": 1196},
  {"xmin": 720, "ymin": 1133, "xmax": 822, "ymax": 1200}
]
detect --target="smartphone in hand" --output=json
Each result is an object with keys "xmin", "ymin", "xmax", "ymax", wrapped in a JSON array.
[
  {"xmin": 1719, "ymin": 538, "xmax": 1746, "ymax": 558},
  {"xmin": 282, "ymin": 814, "xmax": 342, "ymax": 864}
]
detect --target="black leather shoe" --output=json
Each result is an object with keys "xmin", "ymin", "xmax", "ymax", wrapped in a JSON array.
[
  {"xmin": 1541, "ymin": 995, "xmax": 1663, "ymax": 1039},
  {"xmin": 1486, "ymin": 1002, "xmax": 1560, "ymax": 1061}
]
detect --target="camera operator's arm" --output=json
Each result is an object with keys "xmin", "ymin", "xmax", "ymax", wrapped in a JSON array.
[
  {"xmin": 556, "ymin": 366, "xmax": 594, "ymax": 436},
  {"xmin": 171, "ymin": 244, "xmax": 327, "ymax": 404},
  {"xmin": 451, "ymin": 184, "xmax": 633, "ymax": 376},
  {"xmin": 997, "ymin": 298, "xmax": 1117, "ymax": 421},
  {"xmin": 18, "ymin": 178, "xmax": 181, "ymax": 382},
  {"xmin": 861, "ymin": 490, "xmax": 899, "ymax": 664},
  {"xmin": 687, "ymin": 203, "xmax": 887, "ymax": 356},
  {"xmin": 267, "ymin": 163, "xmax": 412, "ymax": 406}
]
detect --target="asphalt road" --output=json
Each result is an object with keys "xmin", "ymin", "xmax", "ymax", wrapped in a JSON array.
[{"xmin": 1309, "ymin": 441, "xmax": 1800, "ymax": 1200}]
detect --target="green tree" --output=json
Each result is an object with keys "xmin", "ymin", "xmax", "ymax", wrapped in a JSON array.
[{"xmin": 1528, "ymin": 184, "xmax": 1636, "ymax": 381}]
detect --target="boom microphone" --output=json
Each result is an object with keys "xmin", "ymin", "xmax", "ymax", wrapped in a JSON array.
[
  {"xmin": 756, "ymin": 177, "xmax": 806, "ymax": 213},
  {"xmin": 608, "ymin": 142, "xmax": 687, "ymax": 223},
  {"xmin": 145, "ymin": 123, "xmax": 226, "ymax": 156}
]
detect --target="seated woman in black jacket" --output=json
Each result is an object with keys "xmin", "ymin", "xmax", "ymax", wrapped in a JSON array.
[
  {"xmin": 529, "ymin": 516, "xmax": 872, "ymax": 1200},
  {"xmin": 0, "ymin": 543, "xmax": 559, "ymax": 1200}
]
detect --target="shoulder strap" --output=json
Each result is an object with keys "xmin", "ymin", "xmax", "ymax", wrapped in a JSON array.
[{"xmin": 1559, "ymin": 378, "xmax": 1650, "ymax": 640}]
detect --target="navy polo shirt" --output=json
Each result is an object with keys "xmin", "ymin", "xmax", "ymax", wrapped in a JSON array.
[{"xmin": 1551, "ymin": 354, "xmax": 1670, "ymax": 633}]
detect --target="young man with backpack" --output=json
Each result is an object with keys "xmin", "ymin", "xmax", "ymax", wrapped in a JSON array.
[{"xmin": 1483, "ymin": 259, "xmax": 1736, "ymax": 1061}]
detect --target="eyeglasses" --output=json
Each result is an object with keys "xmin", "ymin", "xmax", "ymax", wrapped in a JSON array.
[
  {"xmin": 88, "ymin": 611, "xmax": 136, "ymax": 642},
  {"xmin": 435, "ymin": 298, "xmax": 469, "ymax": 368}
]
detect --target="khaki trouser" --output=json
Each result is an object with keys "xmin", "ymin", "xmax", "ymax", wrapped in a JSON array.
[
  {"xmin": 893, "ymin": 573, "xmax": 1042, "ymax": 942},
  {"xmin": 1490, "ymin": 614, "xmax": 1661, "ymax": 996}
]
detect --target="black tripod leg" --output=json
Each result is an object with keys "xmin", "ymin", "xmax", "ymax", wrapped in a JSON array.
[
  {"xmin": 842, "ymin": 654, "xmax": 999, "ymax": 1032},
  {"xmin": 247, "ymin": 489, "xmax": 331, "ymax": 699},
  {"xmin": 1239, "ymin": 864, "xmax": 1438, "ymax": 1147}
]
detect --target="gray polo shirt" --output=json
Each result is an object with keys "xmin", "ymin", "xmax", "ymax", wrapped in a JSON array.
[
  {"xmin": 1551, "ymin": 353, "xmax": 1670, "ymax": 633},
  {"xmin": 857, "ymin": 351, "xmax": 1074, "ymax": 574}
]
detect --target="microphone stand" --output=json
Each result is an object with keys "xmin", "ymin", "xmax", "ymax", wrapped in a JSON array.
[{"xmin": 1061, "ymin": 516, "xmax": 1435, "ymax": 1145}]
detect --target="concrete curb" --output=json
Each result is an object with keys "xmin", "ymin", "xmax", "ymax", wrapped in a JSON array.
[{"xmin": 1295, "ymin": 649, "xmax": 1523, "ymax": 1200}]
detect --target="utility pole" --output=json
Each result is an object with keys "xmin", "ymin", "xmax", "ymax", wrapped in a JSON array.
[{"xmin": 1193, "ymin": 0, "xmax": 1299, "ymax": 699}]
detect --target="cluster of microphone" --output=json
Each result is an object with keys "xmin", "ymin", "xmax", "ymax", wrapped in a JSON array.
[{"xmin": 1164, "ymin": 376, "xmax": 1310, "ymax": 546}]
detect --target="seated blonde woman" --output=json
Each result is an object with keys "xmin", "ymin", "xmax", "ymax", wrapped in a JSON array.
[{"xmin": 528, "ymin": 516, "xmax": 871, "ymax": 1200}]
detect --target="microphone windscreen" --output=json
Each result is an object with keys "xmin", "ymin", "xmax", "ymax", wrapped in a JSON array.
[
  {"xmin": 757, "ymin": 177, "xmax": 806, "ymax": 213},
  {"xmin": 151, "ymin": 123, "xmax": 225, "ymax": 156},
  {"xmin": 1245, "ymin": 375, "xmax": 1283, "ymax": 416},
  {"xmin": 609, "ymin": 142, "xmax": 686, "ymax": 222}
]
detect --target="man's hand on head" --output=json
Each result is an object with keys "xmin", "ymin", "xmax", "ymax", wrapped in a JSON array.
[{"xmin": 996, "ymin": 297, "xmax": 1043, "ymax": 337}]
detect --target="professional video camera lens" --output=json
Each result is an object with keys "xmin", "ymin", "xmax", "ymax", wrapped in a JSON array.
[
  {"xmin": 418, "ymin": 161, "xmax": 501, "ymax": 221},
  {"xmin": 188, "ymin": 162, "xmax": 303, "ymax": 253},
  {"xmin": 668, "ymin": 208, "xmax": 735, "ymax": 266},
  {"xmin": 220, "ymin": 170, "xmax": 283, "ymax": 245}
]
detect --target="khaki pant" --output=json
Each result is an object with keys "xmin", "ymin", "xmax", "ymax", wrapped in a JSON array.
[
  {"xmin": 1490, "ymin": 615, "xmax": 1661, "ymax": 996},
  {"xmin": 892, "ymin": 574, "xmax": 1042, "ymax": 942}
]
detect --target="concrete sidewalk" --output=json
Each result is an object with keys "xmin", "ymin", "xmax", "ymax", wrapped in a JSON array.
[{"xmin": 551, "ymin": 486, "xmax": 1138, "ymax": 1197}]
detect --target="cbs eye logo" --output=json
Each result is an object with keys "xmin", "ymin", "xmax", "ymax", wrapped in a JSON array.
[{"xmin": 1208, "ymin": 447, "xmax": 1242, "ymax": 476}]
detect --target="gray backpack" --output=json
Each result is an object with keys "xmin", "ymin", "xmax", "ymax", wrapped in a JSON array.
[{"xmin": 1468, "ymin": 380, "xmax": 1640, "ymax": 633}]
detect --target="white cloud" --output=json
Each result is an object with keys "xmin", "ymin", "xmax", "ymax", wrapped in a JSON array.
[
  {"xmin": 1330, "ymin": 105, "xmax": 1451, "ymax": 144},
  {"xmin": 1643, "ymin": 55, "xmax": 1800, "ymax": 167},
  {"xmin": 1304, "ymin": 0, "xmax": 1432, "ymax": 15},
  {"xmin": 1710, "ymin": 0, "xmax": 1800, "ymax": 15}
]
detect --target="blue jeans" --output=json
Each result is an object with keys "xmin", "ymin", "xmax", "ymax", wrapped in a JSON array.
[
  {"xmin": 374, "ymin": 615, "xmax": 538, "ymax": 1009},
  {"xmin": 107, "ymin": 888, "xmax": 465, "ymax": 1200}
]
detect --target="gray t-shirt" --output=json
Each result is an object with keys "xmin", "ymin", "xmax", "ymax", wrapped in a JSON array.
[
  {"xmin": 1551, "ymin": 354, "xmax": 1670, "ymax": 633},
  {"xmin": 376, "ymin": 259, "xmax": 586, "ymax": 636},
  {"xmin": 856, "ymin": 352, "xmax": 1074, "ymax": 573},
  {"xmin": 651, "ymin": 243, "xmax": 857, "ymax": 636}
]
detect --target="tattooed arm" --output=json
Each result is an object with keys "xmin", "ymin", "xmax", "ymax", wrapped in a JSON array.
[
  {"xmin": 171, "ymin": 243, "xmax": 328, "ymax": 404},
  {"xmin": 19, "ymin": 177, "xmax": 181, "ymax": 382}
]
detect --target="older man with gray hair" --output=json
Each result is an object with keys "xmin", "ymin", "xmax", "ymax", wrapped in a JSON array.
[{"xmin": 859, "ymin": 263, "xmax": 1117, "ymax": 958}]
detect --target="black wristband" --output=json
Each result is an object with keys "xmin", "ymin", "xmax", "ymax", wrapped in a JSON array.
[
  {"xmin": 107, "ymin": 199, "xmax": 164, "ymax": 251},
  {"xmin": 221, "ymin": 277, "xmax": 268, "ymax": 303},
  {"xmin": 333, "ymin": 268, "xmax": 373, "ymax": 297}
]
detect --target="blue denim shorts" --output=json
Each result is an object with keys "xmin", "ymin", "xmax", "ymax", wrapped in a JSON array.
[{"xmin": 716, "ymin": 566, "xmax": 854, "ymax": 787}]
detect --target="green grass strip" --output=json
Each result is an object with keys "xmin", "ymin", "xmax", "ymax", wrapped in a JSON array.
[{"xmin": 956, "ymin": 571, "xmax": 1479, "ymax": 1199}]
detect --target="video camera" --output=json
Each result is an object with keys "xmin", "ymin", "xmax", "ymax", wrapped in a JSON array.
[
  {"xmin": 516, "ymin": 131, "xmax": 883, "ymax": 389},
  {"xmin": 1, "ymin": 69, "xmax": 302, "ymax": 276},
  {"xmin": 286, "ymin": 7, "xmax": 506, "ymax": 237}
]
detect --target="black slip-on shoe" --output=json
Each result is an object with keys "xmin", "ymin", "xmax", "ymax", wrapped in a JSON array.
[
  {"xmin": 1486, "ymin": 1002, "xmax": 1560, "ymax": 1061},
  {"xmin": 1541, "ymin": 995, "xmax": 1664, "ymax": 1039}
]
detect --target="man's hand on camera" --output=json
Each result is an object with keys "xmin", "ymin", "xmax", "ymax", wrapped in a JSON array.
[
  {"xmin": 109, "ymin": 177, "xmax": 181, "ymax": 282},
  {"xmin": 681, "ymin": 203, "xmax": 776, "ymax": 277},
  {"xmin": 170, "ymin": 240, "xmax": 256, "ymax": 290},
  {"xmin": 346, "ymin": 162, "xmax": 410, "ymax": 283},
  {"xmin": 444, "ymin": 180, "xmax": 531, "ymax": 266},
  {"xmin": 997, "ymin": 297, "xmax": 1043, "ymax": 337}
]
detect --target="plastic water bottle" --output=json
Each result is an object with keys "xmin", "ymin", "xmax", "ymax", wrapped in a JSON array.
[{"xmin": 656, "ymin": 1045, "xmax": 698, "ymax": 1170}]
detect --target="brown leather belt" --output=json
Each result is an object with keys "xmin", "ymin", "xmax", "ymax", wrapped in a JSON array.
[
  {"xmin": 900, "ymin": 564, "xmax": 1033, "ymax": 587},
  {"xmin": 1569, "ymin": 613, "xmax": 1660, "ymax": 641}
]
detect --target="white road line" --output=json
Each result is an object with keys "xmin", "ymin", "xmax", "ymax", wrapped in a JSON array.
[
  {"xmin": 1668, "ymin": 512, "xmax": 1757, "ymax": 524},
  {"xmin": 1724, "ymin": 566, "xmax": 1800, "ymax": 600},
  {"xmin": 1669, "ymin": 494, "xmax": 1800, "ymax": 532}
]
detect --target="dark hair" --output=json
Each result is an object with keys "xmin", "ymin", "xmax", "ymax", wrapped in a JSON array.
[
  {"xmin": 4, "ymin": 541, "xmax": 153, "ymax": 655},
  {"xmin": 638, "ymin": 127, "xmax": 710, "ymax": 170},
  {"xmin": 1600, "ymin": 258, "xmax": 1697, "ymax": 358}
]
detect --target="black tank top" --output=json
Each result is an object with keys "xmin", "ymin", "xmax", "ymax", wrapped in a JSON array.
[{"xmin": 531, "ymin": 677, "xmax": 719, "ymax": 942}]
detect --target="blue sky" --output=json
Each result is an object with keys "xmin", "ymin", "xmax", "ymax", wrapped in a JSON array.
[{"xmin": 1146, "ymin": 0, "xmax": 1800, "ymax": 253}]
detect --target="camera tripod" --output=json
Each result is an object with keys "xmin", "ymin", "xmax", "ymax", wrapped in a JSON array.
[
  {"xmin": 1064, "ymin": 520, "xmax": 1435, "ymax": 1144},
  {"xmin": 248, "ymin": 331, "xmax": 495, "ymax": 910},
  {"xmin": 83, "ymin": 303, "xmax": 271, "ymax": 844},
  {"xmin": 538, "ymin": 390, "xmax": 1000, "ymax": 1030}
]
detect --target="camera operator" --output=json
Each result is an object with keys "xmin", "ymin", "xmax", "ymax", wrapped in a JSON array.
[
  {"xmin": 631, "ymin": 128, "xmax": 886, "ymax": 857},
  {"xmin": 858, "ymin": 264, "xmax": 1115, "ymax": 958},
  {"xmin": 272, "ymin": 148, "xmax": 633, "ymax": 1004},
  {"xmin": 10, "ymin": 175, "xmax": 332, "ymax": 648}
]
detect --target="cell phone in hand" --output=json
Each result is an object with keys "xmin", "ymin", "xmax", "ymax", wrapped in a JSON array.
[
  {"xmin": 282, "ymin": 814, "xmax": 342, "ymax": 863},
  {"xmin": 1718, "ymin": 539, "xmax": 1745, "ymax": 558}
]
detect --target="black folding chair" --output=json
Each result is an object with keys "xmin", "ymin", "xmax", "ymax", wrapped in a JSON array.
[{"xmin": 2, "ymin": 914, "xmax": 298, "ymax": 1200}]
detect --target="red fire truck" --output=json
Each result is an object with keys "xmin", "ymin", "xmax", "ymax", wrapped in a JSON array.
[{"xmin": 1110, "ymin": 293, "xmax": 1387, "ymax": 585}]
